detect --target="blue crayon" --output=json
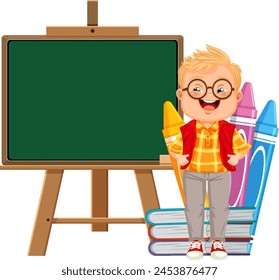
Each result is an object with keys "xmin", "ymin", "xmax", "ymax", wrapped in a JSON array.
[{"xmin": 245, "ymin": 100, "xmax": 278, "ymax": 235}]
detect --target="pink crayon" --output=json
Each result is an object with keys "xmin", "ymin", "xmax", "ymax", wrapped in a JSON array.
[{"xmin": 229, "ymin": 82, "xmax": 257, "ymax": 206}]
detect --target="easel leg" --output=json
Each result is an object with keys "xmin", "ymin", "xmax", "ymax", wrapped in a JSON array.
[
  {"xmin": 135, "ymin": 169, "xmax": 160, "ymax": 219},
  {"xmin": 91, "ymin": 169, "xmax": 108, "ymax": 231},
  {"xmin": 28, "ymin": 170, "xmax": 64, "ymax": 256}
]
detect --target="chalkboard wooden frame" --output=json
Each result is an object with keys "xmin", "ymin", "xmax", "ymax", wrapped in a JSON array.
[{"xmin": 2, "ymin": 35, "xmax": 183, "ymax": 165}]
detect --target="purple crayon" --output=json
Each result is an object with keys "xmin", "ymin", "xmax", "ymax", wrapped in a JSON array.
[{"xmin": 229, "ymin": 82, "xmax": 257, "ymax": 206}]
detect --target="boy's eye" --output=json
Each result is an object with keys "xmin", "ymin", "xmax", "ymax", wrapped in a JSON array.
[
  {"xmin": 193, "ymin": 87, "xmax": 203, "ymax": 93},
  {"xmin": 217, "ymin": 87, "xmax": 227, "ymax": 93}
]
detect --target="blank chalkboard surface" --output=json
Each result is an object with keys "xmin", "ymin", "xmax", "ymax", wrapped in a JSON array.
[{"xmin": 2, "ymin": 35, "xmax": 183, "ymax": 164}]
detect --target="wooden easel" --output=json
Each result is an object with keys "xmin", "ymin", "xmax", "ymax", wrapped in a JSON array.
[
  {"xmin": 30, "ymin": 166, "xmax": 170, "ymax": 256},
  {"xmin": 0, "ymin": 165, "xmax": 171, "ymax": 255},
  {"xmin": 0, "ymin": 1, "xmax": 173, "ymax": 256}
]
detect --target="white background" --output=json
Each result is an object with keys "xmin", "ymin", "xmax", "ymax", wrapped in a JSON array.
[{"xmin": 0, "ymin": 0, "xmax": 278, "ymax": 279}]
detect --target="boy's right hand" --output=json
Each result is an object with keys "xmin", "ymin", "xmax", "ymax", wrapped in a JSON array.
[{"xmin": 176, "ymin": 154, "xmax": 189, "ymax": 166}]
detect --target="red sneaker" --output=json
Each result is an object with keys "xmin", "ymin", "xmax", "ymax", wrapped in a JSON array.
[
  {"xmin": 186, "ymin": 240, "xmax": 203, "ymax": 259},
  {"xmin": 211, "ymin": 240, "xmax": 228, "ymax": 259}
]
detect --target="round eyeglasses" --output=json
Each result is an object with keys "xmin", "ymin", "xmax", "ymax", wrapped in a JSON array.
[{"xmin": 182, "ymin": 79, "xmax": 234, "ymax": 100}]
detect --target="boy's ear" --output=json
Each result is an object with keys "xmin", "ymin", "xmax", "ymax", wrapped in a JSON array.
[
  {"xmin": 237, "ymin": 91, "xmax": 243, "ymax": 103},
  {"xmin": 176, "ymin": 89, "xmax": 184, "ymax": 100}
]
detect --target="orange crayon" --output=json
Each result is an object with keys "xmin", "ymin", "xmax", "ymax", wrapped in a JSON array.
[{"xmin": 162, "ymin": 101, "xmax": 209, "ymax": 207}]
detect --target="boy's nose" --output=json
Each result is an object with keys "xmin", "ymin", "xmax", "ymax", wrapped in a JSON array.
[{"xmin": 205, "ymin": 87, "xmax": 215, "ymax": 96}]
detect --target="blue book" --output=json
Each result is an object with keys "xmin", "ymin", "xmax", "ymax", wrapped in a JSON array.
[
  {"xmin": 145, "ymin": 207, "xmax": 256, "ymax": 225},
  {"xmin": 245, "ymin": 100, "xmax": 278, "ymax": 235}
]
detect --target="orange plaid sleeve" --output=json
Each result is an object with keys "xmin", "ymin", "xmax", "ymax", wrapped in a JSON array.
[
  {"xmin": 232, "ymin": 129, "xmax": 251, "ymax": 154},
  {"xmin": 168, "ymin": 132, "xmax": 183, "ymax": 154}
]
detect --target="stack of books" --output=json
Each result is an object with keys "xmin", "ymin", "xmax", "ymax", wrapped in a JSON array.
[{"xmin": 146, "ymin": 207, "xmax": 255, "ymax": 256}]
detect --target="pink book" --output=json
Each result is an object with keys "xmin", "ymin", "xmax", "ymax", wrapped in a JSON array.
[{"xmin": 229, "ymin": 82, "xmax": 257, "ymax": 206}]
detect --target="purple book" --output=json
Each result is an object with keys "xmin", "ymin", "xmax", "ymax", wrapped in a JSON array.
[
  {"xmin": 148, "ymin": 240, "xmax": 252, "ymax": 256},
  {"xmin": 229, "ymin": 82, "xmax": 257, "ymax": 206}
]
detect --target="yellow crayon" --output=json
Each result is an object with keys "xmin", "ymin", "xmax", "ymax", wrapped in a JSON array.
[
  {"xmin": 162, "ymin": 101, "xmax": 209, "ymax": 207},
  {"xmin": 162, "ymin": 101, "xmax": 185, "ymax": 204}
]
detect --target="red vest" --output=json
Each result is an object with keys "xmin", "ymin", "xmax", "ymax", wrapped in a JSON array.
[{"xmin": 180, "ymin": 120, "xmax": 236, "ymax": 171}]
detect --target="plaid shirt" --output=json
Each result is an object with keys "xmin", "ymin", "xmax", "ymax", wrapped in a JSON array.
[{"xmin": 169, "ymin": 121, "xmax": 251, "ymax": 172}]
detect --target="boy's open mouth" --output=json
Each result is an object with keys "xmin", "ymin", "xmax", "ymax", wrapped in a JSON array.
[{"xmin": 199, "ymin": 99, "xmax": 220, "ymax": 111}]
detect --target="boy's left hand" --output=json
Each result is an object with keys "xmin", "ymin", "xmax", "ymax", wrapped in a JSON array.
[{"xmin": 227, "ymin": 154, "xmax": 241, "ymax": 166}]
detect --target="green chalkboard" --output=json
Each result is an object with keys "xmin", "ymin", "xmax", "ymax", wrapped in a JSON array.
[{"xmin": 2, "ymin": 35, "xmax": 183, "ymax": 164}]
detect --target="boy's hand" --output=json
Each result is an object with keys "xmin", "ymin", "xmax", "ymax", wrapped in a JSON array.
[
  {"xmin": 177, "ymin": 154, "xmax": 190, "ymax": 166},
  {"xmin": 227, "ymin": 154, "xmax": 242, "ymax": 166}
]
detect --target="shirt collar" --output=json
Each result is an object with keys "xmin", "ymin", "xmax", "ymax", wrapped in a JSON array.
[{"xmin": 196, "ymin": 121, "xmax": 219, "ymax": 132}]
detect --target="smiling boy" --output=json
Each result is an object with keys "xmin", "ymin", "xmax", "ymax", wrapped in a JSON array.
[{"xmin": 169, "ymin": 45, "xmax": 251, "ymax": 259}]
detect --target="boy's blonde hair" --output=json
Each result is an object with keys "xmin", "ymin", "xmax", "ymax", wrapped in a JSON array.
[{"xmin": 178, "ymin": 45, "xmax": 242, "ymax": 92}]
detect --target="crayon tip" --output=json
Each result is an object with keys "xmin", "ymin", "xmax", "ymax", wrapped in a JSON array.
[
  {"xmin": 233, "ymin": 82, "xmax": 257, "ymax": 118},
  {"xmin": 162, "ymin": 101, "xmax": 184, "ymax": 137},
  {"xmin": 256, "ymin": 100, "xmax": 278, "ymax": 136}
]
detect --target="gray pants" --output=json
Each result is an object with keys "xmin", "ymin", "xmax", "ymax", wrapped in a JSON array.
[{"xmin": 183, "ymin": 170, "xmax": 231, "ymax": 241}]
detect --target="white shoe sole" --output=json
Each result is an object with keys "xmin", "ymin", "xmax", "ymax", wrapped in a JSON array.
[
  {"xmin": 186, "ymin": 252, "xmax": 203, "ymax": 260},
  {"xmin": 211, "ymin": 252, "xmax": 228, "ymax": 260}
]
